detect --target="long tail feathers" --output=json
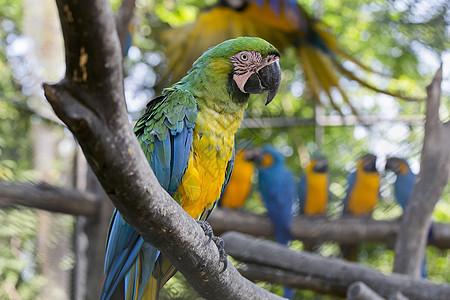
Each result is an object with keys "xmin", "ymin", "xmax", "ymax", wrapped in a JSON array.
[
  {"xmin": 141, "ymin": 256, "xmax": 178, "ymax": 300},
  {"xmin": 158, "ymin": 0, "xmax": 418, "ymax": 115}
]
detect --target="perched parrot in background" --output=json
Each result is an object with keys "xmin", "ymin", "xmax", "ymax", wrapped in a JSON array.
[
  {"xmin": 219, "ymin": 149, "xmax": 255, "ymax": 209},
  {"xmin": 101, "ymin": 37, "xmax": 281, "ymax": 300},
  {"xmin": 385, "ymin": 157, "xmax": 427, "ymax": 278},
  {"xmin": 340, "ymin": 153, "xmax": 380, "ymax": 261},
  {"xmin": 385, "ymin": 157, "xmax": 416, "ymax": 211},
  {"xmin": 159, "ymin": 0, "xmax": 413, "ymax": 116},
  {"xmin": 246, "ymin": 145, "xmax": 296, "ymax": 299},
  {"xmin": 298, "ymin": 156, "xmax": 329, "ymax": 216},
  {"xmin": 343, "ymin": 154, "xmax": 380, "ymax": 216},
  {"xmin": 297, "ymin": 156, "xmax": 329, "ymax": 252}
]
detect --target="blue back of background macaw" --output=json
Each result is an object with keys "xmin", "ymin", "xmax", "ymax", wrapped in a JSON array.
[
  {"xmin": 298, "ymin": 174, "xmax": 306, "ymax": 214},
  {"xmin": 393, "ymin": 169, "xmax": 415, "ymax": 211},
  {"xmin": 343, "ymin": 171, "xmax": 356, "ymax": 206},
  {"xmin": 257, "ymin": 146, "xmax": 295, "ymax": 245}
]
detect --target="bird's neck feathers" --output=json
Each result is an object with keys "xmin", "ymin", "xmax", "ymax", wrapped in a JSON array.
[
  {"xmin": 174, "ymin": 60, "xmax": 247, "ymax": 136},
  {"xmin": 181, "ymin": 57, "xmax": 249, "ymax": 114}
]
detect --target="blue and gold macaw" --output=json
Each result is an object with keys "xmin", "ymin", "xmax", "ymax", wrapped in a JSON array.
[
  {"xmin": 385, "ymin": 157, "xmax": 416, "ymax": 211},
  {"xmin": 385, "ymin": 157, "xmax": 427, "ymax": 278},
  {"xmin": 297, "ymin": 156, "xmax": 329, "ymax": 252},
  {"xmin": 343, "ymin": 154, "xmax": 380, "ymax": 216},
  {"xmin": 298, "ymin": 156, "xmax": 329, "ymax": 216},
  {"xmin": 246, "ymin": 145, "xmax": 295, "ymax": 299},
  {"xmin": 159, "ymin": 0, "xmax": 412, "ymax": 115},
  {"xmin": 101, "ymin": 37, "xmax": 281, "ymax": 300},
  {"xmin": 219, "ymin": 149, "xmax": 255, "ymax": 209},
  {"xmin": 341, "ymin": 154, "xmax": 380, "ymax": 261}
]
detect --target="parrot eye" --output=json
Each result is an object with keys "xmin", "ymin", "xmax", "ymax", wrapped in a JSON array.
[{"xmin": 240, "ymin": 53, "xmax": 249, "ymax": 61}]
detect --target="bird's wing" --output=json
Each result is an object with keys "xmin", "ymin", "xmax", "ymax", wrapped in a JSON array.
[
  {"xmin": 343, "ymin": 171, "xmax": 357, "ymax": 210},
  {"xmin": 297, "ymin": 175, "xmax": 306, "ymax": 214},
  {"xmin": 102, "ymin": 89, "xmax": 197, "ymax": 300},
  {"xmin": 159, "ymin": 0, "xmax": 416, "ymax": 117}
]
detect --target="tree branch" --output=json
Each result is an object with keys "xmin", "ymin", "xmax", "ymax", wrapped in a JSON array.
[
  {"xmin": 114, "ymin": 0, "xmax": 135, "ymax": 57},
  {"xmin": 43, "ymin": 0, "xmax": 283, "ymax": 298},
  {"xmin": 347, "ymin": 282, "xmax": 385, "ymax": 300},
  {"xmin": 223, "ymin": 232, "xmax": 450, "ymax": 300},
  {"xmin": 0, "ymin": 181, "xmax": 99, "ymax": 216},
  {"xmin": 209, "ymin": 208, "xmax": 450, "ymax": 249},
  {"xmin": 394, "ymin": 65, "xmax": 450, "ymax": 277}
]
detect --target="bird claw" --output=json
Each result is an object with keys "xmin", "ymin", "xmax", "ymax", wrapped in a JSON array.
[
  {"xmin": 195, "ymin": 220, "xmax": 228, "ymax": 273},
  {"xmin": 196, "ymin": 220, "xmax": 213, "ymax": 245},
  {"xmin": 212, "ymin": 236, "xmax": 228, "ymax": 273}
]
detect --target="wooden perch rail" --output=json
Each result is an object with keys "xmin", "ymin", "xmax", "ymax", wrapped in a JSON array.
[
  {"xmin": 43, "ymin": 0, "xmax": 283, "ymax": 299},
  {"xmin": 347, "ymin": 281, "xmax": 385, "ymax": 300},
  {"xmin": 223, "ymin": 232, "xmax": 450, "ymax": 300},
  {"xmin": 209, "ymin": 208, "xmax": 450, "ymax": 249},
  {"xmin": 0, "ymin": 181, "xmax": 99, "ymax": 216},
  {"xmin": 241, "ymin": 115, "xmax": 424, "ymax": 129},
  {"xmin": 3, "ymin": 183, "xmax": 450, "ymax": 250}
]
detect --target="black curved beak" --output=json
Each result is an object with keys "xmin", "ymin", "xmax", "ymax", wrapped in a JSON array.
[
  {"xmin": 363, "ymin": 154, "xmax": 377, "ymax": 172},
  {"xmin": 385, "ymin": 157, "xmax": 399, "ymax": 173},
  {"xmin": 243, "ymin": 61, "xmax": 281, "ymax": 105},
  {"xmin": 314, "ymin": 158, "xmax": 329, "ymax": 173},
  {"xmin": 243, "ymin": 148, "xmax": 264, "ymax": 164}
]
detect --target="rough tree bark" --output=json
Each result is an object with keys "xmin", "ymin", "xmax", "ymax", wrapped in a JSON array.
[
  {"xmin": 43, "ymin": 0, "xmax": 283, "ymax": 299},
  {"xmin": 394, "ymin": 66, "xmax": 450, "ymax": 278},
  {"xmin": 223, "ymin": 232, "xmax": 450, "ymax": 300},
  {"xmin": 209, "ymin": 208, "xmax": 450, "ymax": 249}
]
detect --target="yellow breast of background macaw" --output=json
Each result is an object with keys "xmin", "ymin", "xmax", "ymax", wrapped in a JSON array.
[
  {"xmin": 220, "ymin": 150, "xmax": 254, "ymax": 209},
  {"xmin": 304, "ymin": 171, "xmax": 328, "ymax": 215},
  {"xmin": 173, "ymin": 104, "xmax": 245, "ymax": 219},
  {"xmin": 347, "ymin": 170, "xmax": 380, "ymax": 215}
]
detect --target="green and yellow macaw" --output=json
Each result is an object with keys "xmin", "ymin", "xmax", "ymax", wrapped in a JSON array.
[
  {"xmin": 101, "ymin": 37, "xmax": 281, "ymax": 300},
  {"xmin": 160, "ymin": 0, "xmax": 412, "ymax": 115}
]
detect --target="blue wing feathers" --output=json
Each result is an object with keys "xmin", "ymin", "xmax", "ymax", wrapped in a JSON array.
[
  {"xmin": 297, "ymin": 175, "xmax": 306, "ymax": 214},
  {"xmin": 103, "ymin": 89, "xmax": 197, "ymax": 299},
  {"xmin": 343, "ymin": 171, "xmax": 356, "ymax": 206},
  {"xmin": 394, "ymin": 171, "xmax": 415, "ymax": 211}
]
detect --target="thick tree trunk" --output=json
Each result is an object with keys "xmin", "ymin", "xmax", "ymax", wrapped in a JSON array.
[
  {"xmin": 223, "ymin": 232, "xmax": 450, "ymax": 300},
  {"xmin": 394, "ymin": 66, "xmax": 450, "ymax": 278}
]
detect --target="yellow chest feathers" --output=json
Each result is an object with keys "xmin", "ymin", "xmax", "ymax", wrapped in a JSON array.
[
  {"xmin": 347, "ymin": 170, "xmax": 380, "ymax": 215},
  {"xmin": 304, "ymin": 172, "xmax": 328, "ymax": 215},
  {"xmin": 173, "ymin": 105, "xmax": 244, "ymax": 218}
]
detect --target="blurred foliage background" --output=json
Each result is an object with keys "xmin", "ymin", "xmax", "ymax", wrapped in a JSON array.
[{"xmin": 0, "ymin": 0, "xmax": 449, "ymax": 299}]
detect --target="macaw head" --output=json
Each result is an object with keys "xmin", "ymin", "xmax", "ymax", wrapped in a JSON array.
[
  {"xmin": 191, "ymin": 37, "xmax": 281, "ymax": 105},
  {"xmin": 244, "ymin": 145, "xmax": 284, "ymax": 169},
  {"xmin": 310, "ymin": 157, "xmax": 329, "ymax": 173},
  {"xmin": 385, "ymin": 157, "xmax": 411, "ymax": 175},
  {"xmin": 358, "ymin": 153, "xmax": 377, "ymax": 173}
]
